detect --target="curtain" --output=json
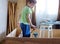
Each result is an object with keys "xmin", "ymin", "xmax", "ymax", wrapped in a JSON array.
[
  {"xmin": 32, "ymin": 7, "xmax": 36, "ymax": 26},
  {"xmin": 57, "ymin": 0, "xmax": 60, "ymax": 21},
  {"xmin": 7, "ymin": 1, "xmax": 17, "ymax": 34}
]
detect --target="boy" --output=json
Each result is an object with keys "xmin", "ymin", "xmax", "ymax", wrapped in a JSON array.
[{"xmin": 18, "ymin": 0, "xmax": 37, "ymax": 37}]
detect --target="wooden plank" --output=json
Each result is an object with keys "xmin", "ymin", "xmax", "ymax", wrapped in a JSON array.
[
  {"xmin": 9, "ymin": 2, "xmax": 12, "ymax": 33},
  {"xmin": 1, "ymin": 37, "xmax": 60, "ymax": 44},
  {"xmin": 11, "ymin": 3, "xmax": 14, "ymax": 30}
]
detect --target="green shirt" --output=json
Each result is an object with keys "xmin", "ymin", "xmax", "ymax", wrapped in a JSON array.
[{"xmin": 20, "ymin": 6, "xmax": 32, "ymax": 24}]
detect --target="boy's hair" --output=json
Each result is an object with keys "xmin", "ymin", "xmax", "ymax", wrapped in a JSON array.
[{"xmin": 26, "ymin": 0, "xmax": 37, "ymax": 4}]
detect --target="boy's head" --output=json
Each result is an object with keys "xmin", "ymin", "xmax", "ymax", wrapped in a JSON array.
[{"xmin": 26, "ymin": 0, "xmax": 37, "ymax": 8}]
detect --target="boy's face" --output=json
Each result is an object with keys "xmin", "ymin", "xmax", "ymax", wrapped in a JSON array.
[
  {"xmin": 28, "ymin": 3, "xmax": 36, "ymax": 8},
  {"xmin": 30, "ymin": 3, "xmax": 35, "ymax": 8}
]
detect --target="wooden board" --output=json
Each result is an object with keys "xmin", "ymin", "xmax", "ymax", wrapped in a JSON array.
[{"xmin": 1, "ymin": 37, "xmax": 60, "ymax": 44}]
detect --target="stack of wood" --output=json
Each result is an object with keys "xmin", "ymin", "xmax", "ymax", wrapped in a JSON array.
[{"xmin": 7, "ymin": 1, "xmax": 17, "ymax": 34}]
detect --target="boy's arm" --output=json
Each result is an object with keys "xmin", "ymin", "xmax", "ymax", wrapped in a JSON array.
[
  {"xmin": 27, "ymin": 14, "xmax": 36, "ymax": 29},
  {"xmin": 27, "ymin": 14, "xmax": 32, "ymax": 26}
]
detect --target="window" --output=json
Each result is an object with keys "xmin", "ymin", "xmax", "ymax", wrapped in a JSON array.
[{"xmin": 36, "ymin": 0, "xmax": 59, "ymax": 27}]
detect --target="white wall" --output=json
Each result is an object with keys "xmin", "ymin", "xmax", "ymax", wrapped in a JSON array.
[
  {"xmin": 36, "ymin": 0, "xmax": 59, "ymax": 28},
  {"xmin": 0, "ymin": 0, "xmax": 8, "ymax": 41}
]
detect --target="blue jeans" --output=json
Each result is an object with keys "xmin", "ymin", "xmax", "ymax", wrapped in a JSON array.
[{"xmin": 20, "ymin": 23, "xmax": 30, "ymax": 37}]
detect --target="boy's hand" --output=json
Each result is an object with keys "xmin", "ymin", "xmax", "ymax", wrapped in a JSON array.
[
  {"xmin": 31, "ymin": 25, "xmax": 37, "ymax": 33},
  {"xmin": 31, "ymin": 25, "xmax": 37, "ymax": 30}
]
